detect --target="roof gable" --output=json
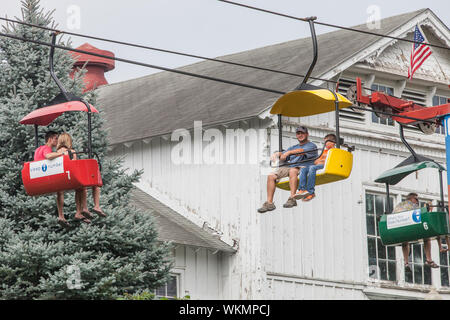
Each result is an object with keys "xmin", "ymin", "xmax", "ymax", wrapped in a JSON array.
[{"xmin": 317, "ymin": 8, "xmax": 450, "ymax": 85}]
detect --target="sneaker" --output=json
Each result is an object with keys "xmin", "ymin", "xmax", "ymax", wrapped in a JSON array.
[
  {"xmin": 257, "ymin": 202, "xmax": 276, "ymax": 213},
  {"xmin": 294, "ymin": 190, "xmax": 309, "ymax": 200},
  {"xmin": 283, "ymin": 197, "xmax": 297, "ymax": 208},
  {"xmin": 302, "ymin": 194, "xmax": 316, "ymax": 202}
]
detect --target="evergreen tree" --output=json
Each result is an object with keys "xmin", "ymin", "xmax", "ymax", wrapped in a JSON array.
[{"xmin": 0, "ymin": 0, "xmax": 172, "ymax": 299}]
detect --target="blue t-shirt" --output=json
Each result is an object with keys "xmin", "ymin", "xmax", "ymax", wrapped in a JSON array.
[{"xmin": 283, "ymin": 141, "xmax": 317, "ymax": 167}]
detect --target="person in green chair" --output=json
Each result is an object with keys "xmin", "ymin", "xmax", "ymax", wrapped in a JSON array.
[
  {"xmin": 393, "ymin": 192, "xmax": 438, "ymax": 270},
  {"xmin": 257, "ymin": 126, "xmax": 317, "ymax": 213}
]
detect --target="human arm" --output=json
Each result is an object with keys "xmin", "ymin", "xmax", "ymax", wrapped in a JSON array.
[
  {"xmin": 44, "ymin": 149, "xmax": 63, "ymax": 160},
  {"xmin": 58, "ymin": 147, "xmax": 77, "ymax": 160},
  {"xmin": 270, "ymin": 151, "xmax": 283, "ymax": 162},
  {"xmin": 280, "ymin": 148, "xmax": 304, "ymax": 161}
]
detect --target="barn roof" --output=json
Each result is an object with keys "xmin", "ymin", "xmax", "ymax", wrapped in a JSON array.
[
  {"xmin": 97, "ymin": 9, "xmax": 431, "ymax": 145},
  {"xmin": 131, "ymin": 187, "xmax": 237, "ymax": 253}
]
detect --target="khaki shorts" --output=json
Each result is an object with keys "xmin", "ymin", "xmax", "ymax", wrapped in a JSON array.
[{"xmin": 272, "ymin": 166, "xmax": 300, "ymax": 182}]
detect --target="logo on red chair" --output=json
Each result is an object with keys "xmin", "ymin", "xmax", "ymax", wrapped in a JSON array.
[{"xmin": 30, "ymin": 157, "xmax": 64, "ymax": 179}]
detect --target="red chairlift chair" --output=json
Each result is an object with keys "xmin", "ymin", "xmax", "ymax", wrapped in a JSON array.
[{"xmin": 20, "ymin": 32, "xmax": 103, "ymax": 196}]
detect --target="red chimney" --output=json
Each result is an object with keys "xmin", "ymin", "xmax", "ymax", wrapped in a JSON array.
[{"xmin": 70, "ymin": 43, "xmax": 115, "ymax": 92}]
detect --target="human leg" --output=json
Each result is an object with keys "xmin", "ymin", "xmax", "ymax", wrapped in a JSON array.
[
  {"xmin": 257, "ymin": 173, "xmax": 279, "ymax": 213},
  {"xmin": 92, "ymin": 186, "xmax": 106, "ymax": 217},
  {"xmin": 74, "ymin": 188, "xmax": 91, "ymax": 223},
  {"xmin": 56, "ymin": 191, "xmax": 69, "ymax": 227},
  {"xmin": 288, "ymin": 167, "xmax": 300, "ymax": 198},
  {"xmin": 424, "ymin": 239, "xmax": 438, "ymax": 268},
  {"xmin": 294, "ymin": 166, "xmax": 309, "ymax": 200},
  {"xmin": 402, "ymin": 243, "xmax": 410, "ymax": 270},
  {"xmin": 305, "ymin": 164, "xmax": 324, "ymax": 195},
  {"xmin": 267, "ymin": 173, "xmax": 278, "ymax": 204},
  {"xmin": 281, "ymin": 167, "xmax": 300, "ymax": 208}
]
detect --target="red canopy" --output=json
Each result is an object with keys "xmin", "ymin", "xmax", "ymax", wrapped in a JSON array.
[{"xmin": 20, "ymin": 101, "xmax": 99, "ymax": 126}]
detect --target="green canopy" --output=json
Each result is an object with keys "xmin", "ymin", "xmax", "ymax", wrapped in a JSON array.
[{"xmin": 375, "ymin": 161, "xmax": 446, "ymax": 185}]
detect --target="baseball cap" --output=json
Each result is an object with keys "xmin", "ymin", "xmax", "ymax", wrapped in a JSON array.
[{"xmin": 296, "ymin": 125, "xmax": 308, "ymax": 134}]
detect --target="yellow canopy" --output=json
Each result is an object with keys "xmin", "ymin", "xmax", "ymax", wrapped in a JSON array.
[{"xmin": 270, "ymin": 88, "xmax": 353, "ymax": 117}]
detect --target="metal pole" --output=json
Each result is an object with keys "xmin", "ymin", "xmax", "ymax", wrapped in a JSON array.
[
  {"xmin": 439, "ymin": 169, "xmax": 445, "ymax": 212},
  {"xmin": 302, "ymin": 18, "xmax": 317, "ymax": 86},
  {"xmin": 399, "ymin": 124, "xmax": 419, "ymax": 161},
  {"xmin": 34, "ymin": 124, "xmax": 39, "ymax": 149},
  {"xmin": 82, "ymin": 101, "xmax": 93, "ymax": 159},
  {"xmin": 386, "ymin": 183, "xmax": 391, "ymax": 214},
  {"xmin": 330, "ymin": 90, "xmax": 341, "ymax": 149},
  {"xmin": 296, "ymin": 18, "xmax": 317, "ymax": 89},
  {"xmin": 49, "ymin": 33, "xmax": 70, "ymax": 102},
  {"xmin": 278, "ymin": 114, "xmax": 282, "ymax": 152},
  {"xmin": 443, "ymin": 115, "xmax": 450, "ymax": 222}
]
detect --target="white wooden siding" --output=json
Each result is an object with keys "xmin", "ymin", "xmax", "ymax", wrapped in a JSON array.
[
  {"xmin": 107, "ymin": 29, "xmax": 450, "ymax": 298},
  {"xmin": 172, "ymin": 245, "xmax": 223, "ymax": 299}
]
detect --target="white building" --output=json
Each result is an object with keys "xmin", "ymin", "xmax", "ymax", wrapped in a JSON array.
[{"xmin": 97, "ymin": 8, "xmax": 450, "ymax": 300}]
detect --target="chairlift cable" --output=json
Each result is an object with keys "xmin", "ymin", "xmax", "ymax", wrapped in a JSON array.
[
  {"xmin": 0, "ymin": 16, "xmax": 342, "ymax": 86},
  {"xmin": 0, "ymin": 31, "xmax": 285, "ymax": 96},
  {"xmin": 218, "ymin": 0, "xmax": 450, "ymax": 51},
  {"xmin": 0, "ymin": 16, "xmax": 387, "ymax": 92},
  {"xmin": 0, "ymin": 31, "xmax": 440, "ymax": 125}
]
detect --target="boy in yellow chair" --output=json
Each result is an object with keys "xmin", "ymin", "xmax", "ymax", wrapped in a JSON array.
[{"xmin": 294, "ymin": 133, "xmax": 336, "ymax": 202}]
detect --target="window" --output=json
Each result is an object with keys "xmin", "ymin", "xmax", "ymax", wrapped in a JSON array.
[
  {"xmin": 432, "ymin": 95, "xmax": 449, "ymax": 107},
  {"xmin": 337, "ymin": 78, "xmax": 366, "ymax": 123},
  {"xmin": 371, "ymin": 84, "xmax": 394, "ymax": 126},
  {"xmin": 405, "ymin": 243, "xmax": 432, "ymax": 285},
  {"xmin": 433, "ymin": 95, "xmax": 449, "ymax": 135},
  {"xmin": 366, "ymin": 192, "xmax": 396, "ymax": 281},
  {"xmin": 439, "ymin": 239, "xmax": 450, "ymax": 287},
  {"xmin": 401, "ymin": 89, "xmax": 427, "ymax": 133},
  {"xmin": 155, "ymin": 275, "xmax": 178, "ymax": 299},
  {"xmin": 403, "ymin": 199, "xmax": 432, "ymax": 286},
  {"xmin": 401, "ymin": 89, "xmax": 427, "ymax": 106}
]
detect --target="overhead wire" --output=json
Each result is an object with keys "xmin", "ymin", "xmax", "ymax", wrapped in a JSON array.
[
  {"xmin": 0, "ymin": 31, "xmax": 285, "ymax": 96},
  {"xmin": 0, "ymin": 17, "xmax": 442, "ymax": 125},
  {"xmin": 0, "ymin": 16, "xmax": 380, "ymax": 92},
  {"xmin": 0, "ymin": 16, "xmax": 339, "ymax": 86},
  {"xmin": 0, "ymin": 2, "xmax": 446, "ymax": 98},
  {"xmin": 218, "ymin": 0, "xmax": 450, "ymax": 51}
]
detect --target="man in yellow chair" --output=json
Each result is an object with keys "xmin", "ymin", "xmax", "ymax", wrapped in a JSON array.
[{"xmin": 257, "ymin": 126, "xmax": 317, "ymax": 213}]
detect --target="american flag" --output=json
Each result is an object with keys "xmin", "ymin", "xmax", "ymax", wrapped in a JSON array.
[{"xmin": 407, "ymin": 25, "xmax": 432, "ymax": 80}]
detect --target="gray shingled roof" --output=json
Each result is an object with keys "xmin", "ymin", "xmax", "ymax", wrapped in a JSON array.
[
  {"xmin": 97, "ymin": 9, "xmax": 427, "ymax": 145},
  {"xmin": 131, "ymin": 187, "xmax": 236, "ymax": 253}
]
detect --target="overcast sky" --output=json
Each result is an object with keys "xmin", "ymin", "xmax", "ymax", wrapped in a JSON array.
[{"xmin": 1, "ymin": 0, "xmax": 449, "ymax": 84}]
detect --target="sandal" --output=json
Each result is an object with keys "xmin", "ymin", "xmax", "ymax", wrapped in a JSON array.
[
  {"xmin": 81, "ymin": 210, "xmax": 94, "ymax": 219},
  {"xmin": 57, "ymin": 218, "xmax": 70, "ymax": 229},
  {"xmin": 425, "ymin": 260, "xmax": 439, "ymax": 268},
  {"xmin": 404, "ymin": 263, "xmax": 411, "ymax": 272},
  {"xmin": 75, "ymin": 217, "xmax": 91, "ymax": 224},
  {"xmin": 92, "ymin": 208, "xmax": 107, "ymax": 217}
]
